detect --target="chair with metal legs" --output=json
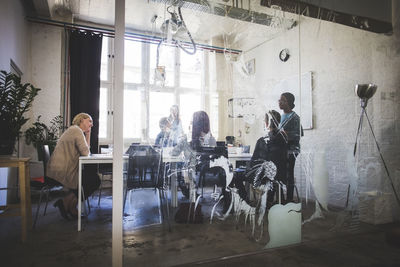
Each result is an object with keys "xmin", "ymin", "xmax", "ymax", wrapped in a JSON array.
[
  {"xmin": 123, "ymin": 150, "xmax": 170, "ymax": 230},
  {"xmin": 32, "ymin": 144, "xmax": 63, "ymax": 228}
]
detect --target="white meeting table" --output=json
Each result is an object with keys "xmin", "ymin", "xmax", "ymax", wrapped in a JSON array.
[
  {"xmin": 78, "ymin": 153, "xmax": 128, "ymax": 231},
  {"xmin": 228, "ymin": 153, "xmax": 252, "ymax": 168},
  {"xmin": 78, "ymin": 151, "xmax": 252, "ymax": 230}
]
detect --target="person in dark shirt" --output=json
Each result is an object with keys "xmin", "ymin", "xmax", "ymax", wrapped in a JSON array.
[
  {"xmin": 155, "ymin": 117, "xmax": 171, "ymax": 147},
  {"xmin": 278, "ymin": 92, "xmax": 303, "ymax": 202},
  {"xmin": 231, "ymin": 110, "xmax": 287, "ymax": 205}
]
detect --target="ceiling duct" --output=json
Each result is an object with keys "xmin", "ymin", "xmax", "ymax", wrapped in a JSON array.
[
  {"xmin": 151, "ymin": 0, "xmax": 297, "ymax": 29},
  {"xmin": 260, "ymin": 0, "xmax": 393, "ymax": 34},
  {"xmin": 21, "ymin": 0, "xmax": 51, "ymax": 18}
]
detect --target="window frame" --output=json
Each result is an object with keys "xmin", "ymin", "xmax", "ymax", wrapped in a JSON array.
[{"xmin": 99, "ymin": 37, "xmax": 210, "ymax": 147}]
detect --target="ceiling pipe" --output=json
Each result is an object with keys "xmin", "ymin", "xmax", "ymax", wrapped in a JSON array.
[
  {"xmin": 151, "ymin": 0, "xmax": 297, "ymax": 29},
  {"xmin": 260, "ymin": 0, "xmax": 393, "ymax": 34}
]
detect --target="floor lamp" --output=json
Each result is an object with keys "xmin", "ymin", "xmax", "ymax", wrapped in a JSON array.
[{"xmin": 353, "ymin": 84, "xmax": 400, "ymax": 207}]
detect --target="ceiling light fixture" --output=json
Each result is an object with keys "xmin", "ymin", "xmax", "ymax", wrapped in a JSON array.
[
  {"xmin": 155, "ymin": 5, "xmax": 197, "ymax": 86},
  {"xmin": 160, "ymin": 6, "xmax": 183, "ymax": 35}
]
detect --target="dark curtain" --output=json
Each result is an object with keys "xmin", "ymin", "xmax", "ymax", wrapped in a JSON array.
[{"xmin": 69, "ymin": 30, "xmax": 102, "ymax": 153}]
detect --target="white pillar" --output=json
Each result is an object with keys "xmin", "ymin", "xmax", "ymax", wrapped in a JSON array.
[{"xmin": 112, "ymin": 0, "xmax": 124, "ymax": 266}]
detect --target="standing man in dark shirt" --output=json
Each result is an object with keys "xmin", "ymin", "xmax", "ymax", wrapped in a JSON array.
[{"xmin": 278, "ymin": 92, "xmax": 303, "ymax": 202}]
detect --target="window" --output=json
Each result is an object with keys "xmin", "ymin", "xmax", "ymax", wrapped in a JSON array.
[
  {"xmin": 98, "ymin": 87, "xmax": 109, "ymax": 139},
  {"xmin": 99, "ymin": 37, "xmax": 214, "ymax": 144},
  {"xmin": 124, "ymin": 41, "xmax": 142, "ymax": 83},
  {"xmin": 149, "ymin": 43, "xmax": 175, "ymax": 86},
  {"xmin": 179, "ymin": 93, "xmax": 201, "ymax": 136},
  {"xmin": 180, "ymin": 50, "xmax": 202, "ymax": 89},
  {"xmin": 100, "ymin": 40, "xmax": 109, "ymax": 81},
  {"xmin": 123, "ymin": 89, "xmax": 141, "ymax": 138},
  {"xmin": 149, "ymin": 92, "xmax": 174, "ymax": 138}
]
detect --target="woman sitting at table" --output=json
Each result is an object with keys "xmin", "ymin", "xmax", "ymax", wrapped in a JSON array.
[
  {"xmin": 191, "ymin": 110, "xmax": 216, "ymax": 151},
  {"xmin": 47, "ymin": 113, "xmax": 100, "ymax": 220},
  {"xmin": 168, "ymin": 105, "xmax": 184, "ymax": 146},
  {"xmin": 230, "ymin": 110, "xmax": 287, "ymax": 206}
]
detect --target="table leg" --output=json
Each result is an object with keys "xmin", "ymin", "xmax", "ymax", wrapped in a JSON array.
[
  {"xmin": 78, "ymin": 161, "xmax": 82, "ymax": 231},
  {"xmin": 171, "ymin": 162, "xmax": 177, "ymax": 208},
  {"xmin": 18, "ymin": 161, "xmax": 30, "ymax": 242},
  {"xmin": 25, "ymin": 163, "xmax": 32, "ymax": 228}
]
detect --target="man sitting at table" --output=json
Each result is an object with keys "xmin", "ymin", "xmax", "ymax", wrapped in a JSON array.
[
  {"xmin": 47, "ymin": 113, "xmax": 100, "ymax": 220},
  {"xmin": 155, "ymin": 117, "xmax": 171, "ymax": 147}
]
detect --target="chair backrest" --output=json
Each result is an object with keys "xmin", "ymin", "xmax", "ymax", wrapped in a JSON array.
[{"xmin": 43, "ymin": 144, "xmax": 51, "ymax": 177}]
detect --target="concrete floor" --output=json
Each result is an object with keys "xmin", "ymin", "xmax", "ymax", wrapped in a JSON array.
[{"xmin": 1, "ymin": 185, "xmax": 400, "ymax": 267}]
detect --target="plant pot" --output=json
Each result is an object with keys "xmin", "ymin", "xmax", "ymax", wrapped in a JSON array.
[{"xmin": 0, "ymin": 138, "xmax": 16, "ymax": 156}]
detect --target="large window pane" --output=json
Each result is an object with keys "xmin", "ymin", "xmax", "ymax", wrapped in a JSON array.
[
  {"xmin": 179, "ymin": 93, "xmax": 201, "ymax": 137},
  {"xmin": 149, "ymin": 92, "xmax": 174, "ymax": 139},
  {"xmin": 100, "ymin": 38, "xmax": 109, "ymax": 81},
  {"xmin": 124, "ymin": 89, "xmax": 141, "ymax": 138},
  {"xmin": 180, "ymin": 51, "xmax": 202, "ymax": 89},
  {"xmin": 99, "ymin": 87, "xmax": 108, "ymax": 139},
  {"xmin": 149, "ymin": 44, "xmax": 175, "ymax": 87},
  {"xmin": 125, "ymin": 40, "xmax": 142, "ymax": 83},
  {"xmin": 209, "ymin": 93, "xmax": 219, "ymax": 140}
]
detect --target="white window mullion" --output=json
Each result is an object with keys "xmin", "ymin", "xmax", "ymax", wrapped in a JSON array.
[
  {"xmin": 175, "ymin": 47, "xmax": 180, "ymax": 105},
  {"xmin": 143, "ymin": 43, "xmax": 150, "ymax": 140},
  {"xmin": 109, "ymin": 38, "xmax": 115, "ymax": 142}
]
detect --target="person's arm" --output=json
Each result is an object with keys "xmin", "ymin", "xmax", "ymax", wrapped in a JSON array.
[
  {"xmin": 155, "ymin": 132, "xmax": 161, "ymax": 146},
  {"xmin": 85, "ymin": 129, "xmax": 91, "ymax": 148},
  {"xmin": 284, "ymin": 114, "xmax": 301, "ymax": 142},
  {"xmin": 251, "ymin": 138, "xmax": 264, "ymax": 162},
  {"xmin": 75, "ymin": 127, "xmax": 90, "ymax": 156}
]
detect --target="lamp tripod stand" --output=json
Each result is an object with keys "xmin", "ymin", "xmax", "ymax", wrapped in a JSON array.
[{"xmin": 353, "ymin": 84, "xmax": 400, "ymax": 207}]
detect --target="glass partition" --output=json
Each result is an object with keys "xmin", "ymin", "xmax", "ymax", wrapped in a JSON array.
[{"xmin": 115, "ymin": 1, "xmax": 398, "ymax": 266}]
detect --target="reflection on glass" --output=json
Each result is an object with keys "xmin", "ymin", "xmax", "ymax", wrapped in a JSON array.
[
  {"xmin": 179, "ymin": 93, "xmax": 201, "ymax": 136},
  {"xmin": 149, "ymin": 44, "xmax": 175, "ymax": 86},
  {"xmin": 265, "ymin": 203, "xmax": 302, "ymax": 248},
  {"xmin": 99, "ymin": 87, "xmax": 108, "ymax": 138},
  {"xmin": 180, "ymin": 50, "xmax": 202, "ymax": 89},
  {"xmin": 149, "ymin": 91, "xmax": 174, "ymax": 139},
  {"xmin": 125, "ymin": 40, "xmax": 142, "ymax": 83},
  {"xmin": 124, "ymin": 89, "xmax": 141, "ymax": 138}
]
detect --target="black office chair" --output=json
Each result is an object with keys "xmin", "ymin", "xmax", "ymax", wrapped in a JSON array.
[
  {"xmin": 123, "ymin": 146, "xmax": 170, "ymax": 229},
  {"xmin": 31, "ymin": 144, "xmax": 63, "ymax": 228}
]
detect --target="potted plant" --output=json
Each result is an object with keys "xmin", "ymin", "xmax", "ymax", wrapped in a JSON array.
[
  {"xmin": 25, "ymin": 115, "xmax": 64, "ymax": 161},
  {"xmin": 0, "ymin": 70, "xmax": 41, "ymax": 155}
]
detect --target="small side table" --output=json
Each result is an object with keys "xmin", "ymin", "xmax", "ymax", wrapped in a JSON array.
[{"xmin": 0, "ymin": 157, "xmax": 32, "ymax": 242}]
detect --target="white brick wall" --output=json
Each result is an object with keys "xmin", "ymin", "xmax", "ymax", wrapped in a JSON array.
[{"xmin": 232, "ymin": 16, "xmax": 400, "ymax": 220}]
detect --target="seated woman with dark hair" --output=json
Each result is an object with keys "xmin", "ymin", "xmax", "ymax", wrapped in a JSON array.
[
  {"xmin": 231, "ymin": 110, "xmax": 287, "ymax": 205},
  {"xmin": 191, "ymin": 110, "xmax": 216, "ymax": 151},
  {"xmin": 47, "ymin": 113, "xmax": 100, "ymax": 220}
]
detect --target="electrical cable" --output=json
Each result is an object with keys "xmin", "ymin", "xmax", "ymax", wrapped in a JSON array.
[
  {"xmin": 176, "ymin": 6, "xmax": 197, "ymax": 55},
  {"xmin": 156, "ymin": 5, "xmax": 197, "ymax": 68}
]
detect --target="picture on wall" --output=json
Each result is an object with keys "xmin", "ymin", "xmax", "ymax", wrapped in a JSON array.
[{"xmin": 245, "ymin": 58, "xmax": 255, "ymax": 75}]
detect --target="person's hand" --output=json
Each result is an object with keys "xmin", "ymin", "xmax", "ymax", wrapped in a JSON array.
[{"xmin": 85, "ymin": 127, "xmax": 91, "ymax": 135}]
